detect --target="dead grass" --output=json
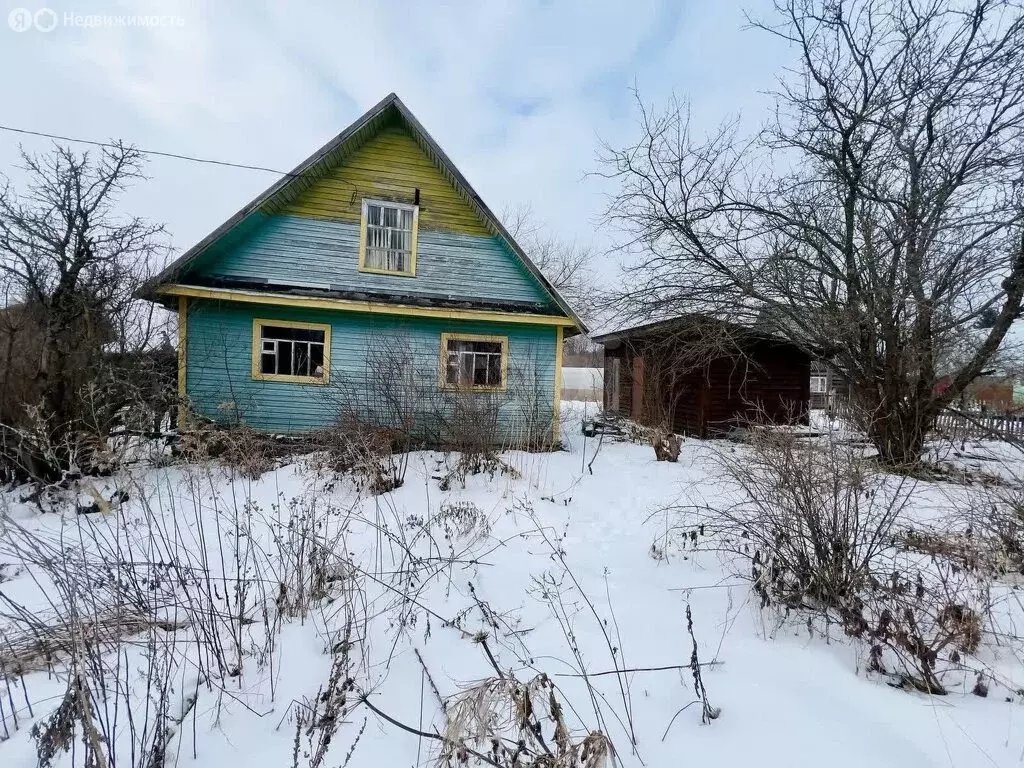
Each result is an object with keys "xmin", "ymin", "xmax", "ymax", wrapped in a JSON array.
[
  {"xmin": 178, "ymin": 421, "xmax": 291, "ymax": 479},
  {"xmin": 440, "ymin": 674, "xmax": 610, "ymax": 768},
  {"xmin": 0, "ymin": 609, "xmax": 185, "ymax": 676},
  {"xmin": 901, "ymin": 528, "xmax": 1023, "ymax": 577}
]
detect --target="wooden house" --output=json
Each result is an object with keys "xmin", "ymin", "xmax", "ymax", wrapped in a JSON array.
[
  {"xmin": 593, "ymin": 316, "xmax": 810, "ymax": 438},
  {"xmin": 809, "ymin": 359, "xmax": 852, "ymax": 410},
  {"xmin": 145, "ymin": 94, "xmax": 584, "ymax": 442}
]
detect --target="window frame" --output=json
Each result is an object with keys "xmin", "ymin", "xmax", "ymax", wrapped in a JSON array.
[
  {"xmin": 439, "ymin": 332, "xmax": 509, "ymax": 393},
  {"xmin": 810, "ymin": 375, "xmax": 828, "ymax": 394},
  {"xmin": 251, "ymin": 318, "xmax": 332, "ymax": 385},
  {"xmin": 358, "ymin": 198, "xmax": 419, "ymax": 277}
]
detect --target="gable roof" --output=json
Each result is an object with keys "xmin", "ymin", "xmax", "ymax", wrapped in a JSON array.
[
  {"xmin": 591, "ymin": 312, "xmax": 799, "ymax": 348},
  {"xmin": 147, "ymin": 93, "xmax": 586, "ymax": 332}
]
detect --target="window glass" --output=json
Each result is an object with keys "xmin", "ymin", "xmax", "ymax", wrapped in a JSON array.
[
  {"xmin": 258, "ymin": 325, "xmax": 326, "ymax": 379},
  {"xmin": 364, "ymin": 201, "xmax": 415, "ymax": 273},
  {"xmin": 445, "ymin": 338, "xmax": 505, "ymax": 388}
]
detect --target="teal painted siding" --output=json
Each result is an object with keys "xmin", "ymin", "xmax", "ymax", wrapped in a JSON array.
[
  {"xmin": 184, "ymin": 299, "xmax": 558, "ymax": 438},
  {"xmin": 186, "ymin": 213, "xmax": 552, "ymax": 309}
]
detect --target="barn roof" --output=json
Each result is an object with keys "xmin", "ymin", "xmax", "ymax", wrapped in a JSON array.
[{"xmin": 591, "ymin": 312, "xmax": 798, "ymax": 347}]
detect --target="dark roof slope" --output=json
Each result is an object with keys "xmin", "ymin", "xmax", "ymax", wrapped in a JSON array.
[{"xmin": 591, "ymin": 312, "xmax": 797, "ymax": 347}]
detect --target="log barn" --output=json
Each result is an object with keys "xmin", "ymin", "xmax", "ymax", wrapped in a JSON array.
[{"xmin": 593, "ymin": 316, "xmax": 811, "ymax": 438}]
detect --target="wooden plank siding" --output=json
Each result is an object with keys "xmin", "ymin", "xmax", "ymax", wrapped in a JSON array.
[
  {"xmin": 188, "ymin": 213, "xmax": 552, "ymax": 309},
  {"xmin": 603, "ymin": 332, "xmax": 810, "ymax": 438},
  {"xmin": 277, "ymin": 123, "xmax": 490, "ymax": 236},
  {"xmin": 603, "ymin": 345, "xmax": 633, "ymax": 416},
  {"xmin": 184, "ymin": 299, "xmax": 559, "ymax": 437},
  {"xmin": 699, "ymin": 343, "xmax": 810, "ymax": 433}
]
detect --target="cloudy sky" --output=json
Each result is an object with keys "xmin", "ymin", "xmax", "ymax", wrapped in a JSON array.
[{"xmin": 0, "ymin": 0, "xmax": 792, "ymax": 281}]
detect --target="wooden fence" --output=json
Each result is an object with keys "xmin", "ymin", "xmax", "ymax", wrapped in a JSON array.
[
  {"xmin": 933, "ymin": 410, "xmax": 1024, "ymax": 441},
  {"xmin": 814, "ymin": 396, "xmax": 1024, "ymax": 442}
]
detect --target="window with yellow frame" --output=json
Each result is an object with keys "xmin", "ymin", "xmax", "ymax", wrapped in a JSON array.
[
  {"xmin": 358, "ymin": 198, "xmax": 419, "ymax": 276},
  {"xmin": 440, "ymin": 333, "xmax": 508, "ymax": 392},
  {"xmin": 251, "ymin": 319, "xmax": 331, "ymax": 384}
]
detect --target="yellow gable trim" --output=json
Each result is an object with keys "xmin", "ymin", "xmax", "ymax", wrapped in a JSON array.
[
  {"xmin": 158, "ymin": 284, "xmax": 577, "ymax": 328},
  {"xmin": 177, "ymin": 295, "xmax": 188, "ymax": 427},
  {"xmin": 553, "ymin": 325, "xmax": 563, "ymax": 445},
  {"xmin": 276, "ymin": 124, "xmax": 491, "ymax": 236}
]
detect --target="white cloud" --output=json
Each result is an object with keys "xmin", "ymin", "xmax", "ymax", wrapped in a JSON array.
[{"xmin": 0, "ymin": 0, "xmax": 792, "ymax": 283}]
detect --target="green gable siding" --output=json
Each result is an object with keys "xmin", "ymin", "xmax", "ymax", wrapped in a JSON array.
[
  {"xmin": 187, "ymin": 213, "xmax": 552, "ymax": 309},
  {"xmin": 279, "ymin": 121, "xmax": 492, "ymax": 236},
  {"xmin": 184, "ymin": 299, "xmax": 558, "ymax": 437}
]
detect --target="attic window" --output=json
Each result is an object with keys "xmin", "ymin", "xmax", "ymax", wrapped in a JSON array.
[
  {"xmin": 359, "ymin": 199, "xmax": 418, "ymax": 276},
  {"xmin": 252, "ymin": 319, "xmax": 330, "ymax": 384},
  {"xmin": 441, "ymin": 333, "xmax": 507, "ymax": 392}
]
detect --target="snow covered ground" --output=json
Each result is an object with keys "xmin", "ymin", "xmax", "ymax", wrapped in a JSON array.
[{"xmin": 1, "ymin": 402, "xmax": 1023, "ymax": 767}]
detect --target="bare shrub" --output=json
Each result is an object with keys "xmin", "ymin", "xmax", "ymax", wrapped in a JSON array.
[
  {"xmin": 683, "ymin": 427, "xmax": 1014, "ymax": 694},
  {"xmin": 440, "ymin": 388, "xmax": 503, "ymax": 455},
  {"xmin": 899, "ymin": 480, "xmax": 1024, "ymax": 579},
  {"xmin": 318, "ymin": 332, "xmax": 557, "ymax": 482},
  {"xmin": 178, "ymin": 420, "xmax": 282, "ymax": 479},
  {"xmin": 501, "ymin": 355, "xmax": 556, "ymax": 451},
  {"xmin": 318, "ymin": 334, "xmax": 430, "ymax": 492},
  {"xmin": 310, "ymin": 419, "xmax": 407, "ymax": 495},
  {"xmin": 701, "ymin": 431, "xmax": 913, "ymax": 610},
  {"xmin": 843, "ymin": 560, "xmax": 991, "ymax": 694},
  {"xmin": 900, "ymin": 528, "xmax": 1014, "ymax": 578},
  {"xmin": 962, "ymin": 484, "xmax": 1024, "ymax": 575}
]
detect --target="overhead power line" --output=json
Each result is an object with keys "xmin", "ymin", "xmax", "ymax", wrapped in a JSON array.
[{"xmin": 0, "ymin": 123, "xmax": 294, "ymax": 176}]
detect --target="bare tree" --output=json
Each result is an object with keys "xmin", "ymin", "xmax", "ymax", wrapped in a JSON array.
[
  {"xmin": 0, "ymin": 143, "xmax": 167, "ymax": 480},
  {"xmin": 601, "ymin": 0, "xmax": 1024, "ymax": 465},
  {"xmin": 503, "ymin": 203, "xmax": 597, "ymax": 319}
]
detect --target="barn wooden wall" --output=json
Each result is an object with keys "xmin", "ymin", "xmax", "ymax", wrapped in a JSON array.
[{"xmin": 603, "ymin": 332, "xmax": 810, "ymax": 437}]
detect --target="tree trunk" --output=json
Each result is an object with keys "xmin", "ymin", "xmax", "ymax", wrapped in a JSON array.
[{"xmin": 864, "ymin": 403, "xmax": 935, "ymax": 468}]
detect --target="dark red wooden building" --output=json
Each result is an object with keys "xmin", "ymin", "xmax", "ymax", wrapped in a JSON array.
[{"xmin": 593, "ymin": 316, "xmax": 811, "ymax": 438}]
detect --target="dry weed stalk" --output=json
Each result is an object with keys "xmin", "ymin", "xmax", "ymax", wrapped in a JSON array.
[
  {"xmin": 290, "ymin": 626, "xmax": 365, "ymax": 768},
  {"xmin": 438, "ymin": 673, "xmax": 610, "ymax": 768}
]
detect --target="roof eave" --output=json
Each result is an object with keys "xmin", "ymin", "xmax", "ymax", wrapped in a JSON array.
[
  {"xmin": 147, "ymin": 92, "xmax": 402, "ymax": 292},
  {"xmin": 387, "ymin": 98, "xmax": 587, "ymax": 333}
]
